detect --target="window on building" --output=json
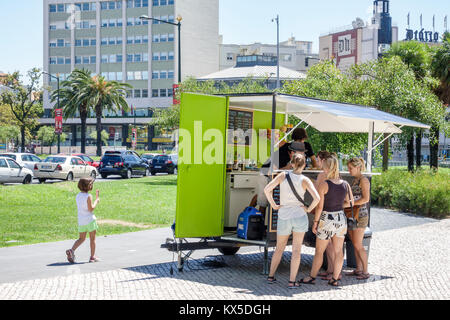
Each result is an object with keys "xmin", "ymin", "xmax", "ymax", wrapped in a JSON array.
[
  {"xmin": 127, "ymin": 36, "xmax": 134, "ymax": 44},
  {"xmin": 152, "ymin": 16, "xmax": 159, "ymax": 24},
  {"xmin": 82, "ymin": 56, "xmax": 89, "ymax": 64},
  {"xmin": 109, "ymin": 55, "xmax": 116, "ymax": 63},
  {"xmin": 153, "ymin": 52, "xmax": 160, "ymax": 61},
  {"xmin": 168, "ymin": 52, "xmax": 174, "ymax": 60},
  {"xmin": 117, "ymin": 72, "xmax": 123, "ymax": 81},
  {"xmin": 152, "ymin": 89, "xmax": 159, "ymax": 97},
  {"xmin": 134, "ymin": 89, "xmax": 141, "ymax": 98},
  {"xmin": 135, "ymin": 71, "xmax": 142, "ymax": 80},
  {"xmin": 127, "ymin": 18, "xmax": 134, "ymax": 26},
  {"xmin": 117, "ymin": 19, "xmax": 123, "ymax": 27},
  {"xmin": 101, "ymin": 55, "xmax": 108, "ymax": 63},
  {"xmin": 127, "ymin": 54, "xmax": 133, "ymax": 62},
  {"xmin": 57, "ymin": 4, "xmax": 65, "ymax": 12},
  {"xmin": 90, "ymin": 56, "xmax": 96, "ymax": 64},
  {"xmin": 135, "ymin": 0, "xmax": 142, "ymax": 7},
  {"xmin": 168, "ymin": 33, "xmax": 175, "ymax": 42},
  {"xmin": 168, "ymin": 15, "xmax": 174, "ymax": 23},
  {"xmin": 160, "ymin": 52, "xmax": 167, "ymax": 61},
  {"xmin": 134, "ymin": 35, "xmax": 142, "ymax": 44},
  {"xmin": 160, "ymin": 71, "xmax": 167, "ymax": 79},
  {"xmin": 143, "ymin": 35, "xmax": 149, "ymax": 43},
  {"xmin": 49, "ymin": 4, "xmax": 56, "ymax": 12},
  {"xmin": 152, "ymin": 71, "xmax": 159, "ymax": 79},
  {"xmin": 127, "ymin": 72, "xmax": 134, "ymax": 80},
  {"xmin": 160, "ymin": 34, "xmax": 167, "ymax": 42},
  {"xmin": 160, "ymin": 89, "xmax": 167, "ymax": 97},
  {"xmin": 143, "ymin": 0, "xmax": 149, "ymax": 7},
  {"xmin": 134, "ymin": 17, "xmax": 142, "ymax": 26},
  {"xmin": 126, "ymin": 90, "xmax": 133, "ymax": 98},
  {"xmin": 109, "ymin": 19, "xmax": 116, "ymax": 27},
  {"xmin": 65, "ymin": 58, "xmax": 71, "ymax": 65},
  {"xmin": 168, "ymin": 0, "xmax": 174, "ymax": 5},
  {"xmin": 109, "ymin": 37, "xmax": 116, "ymax": 45},
  {"xmin": 153, "ymin": 35, "xmax": 160, "ymax": 42},
  {"xmin": 134, "ymin": 54, "xmax": 142, "ymax": 62},
  {"xmin": 117, "ymin": 38, "xmax": 123, "ymax": 45},
  {"xmin": 160, "ymin": 0, "xmax": 167, "ymax": 5},
  {"xmin": 49, "ymin": 25, "xmax": 57, "ymax": 30},
  {"xmin": 153, "ymin": 0, "xmax": 159, "ymax": 6},
  {"xmin": 101, "ymin": 38, "xmax": 108, "ymax": 45},
  {"xmin": 142, "ymin": 89, "xmax": 148, "ymax": 98},
  {"xmin": 167, "ymin": 88, "xmax": 173, "ymax": 97},
  {"xmin": 143, "ymin": 53, "xmax": 148, "ymax": 62},
  {"xmin": 101, "ymin": 2, "xmax": 108, "ymax": 10},
  {"xmin": 168, "ymin": 70, "xmax": 174, "ymax": 79},
  {"xmin": 142, "ymin": 71, "xmax": 149, "ymax": 80},
  {"xmin": 75, "ymin": 56, "xmax": 82, "ymax": 64},
  {"xmin": 91, "ymin": 39, "xmax": 97, "ymax": 46},
  {"xmin": 57, "ymin": 57, "xmax": 64, "ymax": 65},
  {"xmin": 117, "ymin": 55, "xmax": 123, "ymax": 63},
  {"xmin": 102, "ymin": 20, "xmax": 108, "ymax": 28}
]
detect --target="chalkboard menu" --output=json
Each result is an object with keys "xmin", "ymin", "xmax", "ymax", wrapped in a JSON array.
[
  {"xmin": 269, "ymin": 185, "xmax": 280, "ymax": 233},
  {"xmin": 228, "ymin": 109, "xmax": 253, "ymax": 146}
]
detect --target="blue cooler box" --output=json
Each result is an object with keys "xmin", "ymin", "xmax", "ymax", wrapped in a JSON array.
[{"xmin": 237, "ymin": 207, "xmax": 264, "ymax": 240}]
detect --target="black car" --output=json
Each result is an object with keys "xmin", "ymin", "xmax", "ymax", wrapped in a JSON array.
[
  {"xmin": 99, "ymin": 150, "xmax": 150, "ymax": 179},
  {"xmin": 151, "ymin": 154, "xmax": 177, "ymax": 175}
]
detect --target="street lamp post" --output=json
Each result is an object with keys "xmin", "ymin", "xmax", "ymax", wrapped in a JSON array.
[
  {"xmin": 42, "ymin": 71, "xmax": 61, "ymax": 154},
  {"xmin": 140, "ymin": 15, "xmax": 183, "ymax": 83},
  {"xmin": 272, "ymin": 15, "xmax": 280, "ymax": 89}
]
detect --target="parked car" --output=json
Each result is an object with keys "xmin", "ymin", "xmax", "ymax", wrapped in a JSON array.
[
  {"xmin": 99, "ymin": 150, "xmax": 150, "ymax": 179},
  {"xmin": 0, "ymin": 157, "xmax": 34, "ymax": 184},
  {"xmin": 33, "ymin": 156, "xmax": 97, "ymax": 183},
  {"xmin": 0, "ymin": 153, "xmax": 42, "ymax": 171},
  {"xmin": 72, "ymin": 154, "xmax": 100, "ymax": 170},
  {"xmin": 141, "ymin": 153, "xmax": 159, "ymax": 166},
  {"xmin": 151, "ymin": 154, "xmax": 177, "ymax": 175}
]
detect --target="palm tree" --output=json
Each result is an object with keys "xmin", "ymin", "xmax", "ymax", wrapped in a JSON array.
[
  {"xmin": 430, "ymin": 32, "xmax": 450, "ymax": 169},
  {"xmin": 386, "ymin": 41, "xmax": 431, "ymax": 171},
  {"xmin": 51, "ymin": 69, "xmax": 92, "ymax": 154},
  {"xmin": 78, "ymin": 74, "xmax": 131, "ymax": 156}
]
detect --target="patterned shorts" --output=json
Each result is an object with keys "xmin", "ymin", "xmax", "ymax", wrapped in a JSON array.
[{"xmin": 316, "ymin": 211, "xmax": 347, "ymax": 241}]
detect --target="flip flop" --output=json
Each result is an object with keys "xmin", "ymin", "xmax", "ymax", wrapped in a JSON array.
[
  {"xmin": 267, "ymin": 276, "xmax": 277, "ymax": 284},
  {"xmin": 356, "ymin": 273, "xmax": 371, "ymax": 280},
  {"xmin": 288, "ymin": 281, "xmax": 301, "ymax": 289}
]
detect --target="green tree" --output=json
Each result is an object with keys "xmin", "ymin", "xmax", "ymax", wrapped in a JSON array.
[
  {"xmin": 386, "ymin": 41, "xmax": 432, "ymax": 169},
  {"xmin": 69, "ymin": 72, "xmax": 131, "ymax": 156},
  {"xmin": 0, "ymin": 69, "xmax": 44, "ymax": 151},
  {"xmin": 36, "ymin": 126, "xmax": 67, "ymax": 154},
  {"xmin": 430, "ymin": 31, "xmax": 450, "ymax": 169},
  {"xmin": 51, "ymin": 69, "xmax": 92, "ymax": 154},
  {"xmin": 89, "ymin": 130, "xmax": 109, "ymax": 147}
]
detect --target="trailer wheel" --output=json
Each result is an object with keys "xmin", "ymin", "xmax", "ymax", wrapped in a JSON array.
[{"xmin": 218, "ymin": 247, "xmax": 240, "ymax": 255}]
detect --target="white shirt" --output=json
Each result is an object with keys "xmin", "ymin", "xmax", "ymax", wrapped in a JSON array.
[
  {"xmin": 278, "ymin": 171, "xmax": 307, "ymax": 220},
  {"xmin": 76, "ymin": 192, "xmax": 96, "ymax": 226}
]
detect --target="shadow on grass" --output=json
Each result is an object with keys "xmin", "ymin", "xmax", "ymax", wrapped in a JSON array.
[
  {"xmin": 137, "ymin": 179, "xmax": 178, "ymax": 186},
  {"xmin": 119, "ymin": 251, "xmax": 394, "ymax": 298}
]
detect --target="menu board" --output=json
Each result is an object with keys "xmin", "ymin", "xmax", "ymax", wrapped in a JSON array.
[
  {"xmin": 269, "ymin": 185, "xmax": 280, "ymax": 233},
  {"xmin": 228, "ymin": 109, "xmax": 253, "ymax": 146}
]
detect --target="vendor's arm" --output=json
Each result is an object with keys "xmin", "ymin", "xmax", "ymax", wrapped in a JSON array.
[
  {"xmin": 264, "ymin": 172, "xmax": 286, "ymax": 211},
  {"xmin": 302, "ymin": 177, "xmax": 320, "ymax": 213},
  {"xmin": 353, "ymin": 177, "xmax": 370, "ymax": 206},
  {"xmin": 310, "ymin": 155, "xmax": 319, "ymax": 169}
]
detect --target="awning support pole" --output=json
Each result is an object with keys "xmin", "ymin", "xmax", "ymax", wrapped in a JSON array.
[
  {"xmin": 275, "ymin": 112, "xmax": 313, "ymax": 148},
  {"xmin": 269, "ymin": 93, "xmax": 277, "ymax": 173},
  {"xmin": 368, "ymin": 125, "xmax": 404, "ymax": 154},
  {"xmin": 367, "ymin": 122, "xmax": 374, "ymax": 173}
]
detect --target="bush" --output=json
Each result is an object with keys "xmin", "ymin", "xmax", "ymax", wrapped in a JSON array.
[{"xmin": 371, "ymin": 168, "xmax": 450, "ymax": 218}]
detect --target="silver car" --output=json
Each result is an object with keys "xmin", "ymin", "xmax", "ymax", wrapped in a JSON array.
[
  {"xmin": 0, "ymin": 157, "xmax": 34, "ymax": 184},
  {"xmin": 33, "ymin": 156, "xmax": 98, "ymax": 183},
  {"xmin": 0, "ymin": 153, "xmax": 42, "ymax": 171}
]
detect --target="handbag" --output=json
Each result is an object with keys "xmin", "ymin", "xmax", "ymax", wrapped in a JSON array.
[
  {"xmin": 343, "ymin": 182, "xmax": 360, "ymax": 221},
  {"xmin": 285, "ymin": 173, "xmax": 310, "ymax": 208}
]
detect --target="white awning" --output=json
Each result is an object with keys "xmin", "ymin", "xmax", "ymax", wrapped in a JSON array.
[{"xmin": 228, "ymin": 94, "xmax": 430, "ymax": 133}]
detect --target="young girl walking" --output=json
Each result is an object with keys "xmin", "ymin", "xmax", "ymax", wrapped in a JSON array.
[{"xmin": 66, "ymin": 178, "xmax": 101, "ymax": 264}]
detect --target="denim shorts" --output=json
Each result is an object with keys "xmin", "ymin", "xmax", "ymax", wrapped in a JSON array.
[{"xmin": 277, "ymin": 215, "xmax": 308, "ymax": 236}]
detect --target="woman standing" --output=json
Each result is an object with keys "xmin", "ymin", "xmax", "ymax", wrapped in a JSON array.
[
  {"xmin": 346, "ymin": 158, "xmax": 370, "ymax": 280},
  {"xmin": 264, "ymin": 154, "xmax": 320, "ymax": 288},
  {"xmin": 299, "ymin": 155, "xmax": 353, "ymax": 287}
]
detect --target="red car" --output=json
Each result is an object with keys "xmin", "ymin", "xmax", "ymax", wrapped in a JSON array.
[{"xmin": 72, "ymin": 154, "xmax": 100, "ymax": 170}]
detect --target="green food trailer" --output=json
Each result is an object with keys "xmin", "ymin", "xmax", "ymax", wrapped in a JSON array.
[{"xmin": 162, "ymin": 92, "xmax": 430, "ymax": 273}]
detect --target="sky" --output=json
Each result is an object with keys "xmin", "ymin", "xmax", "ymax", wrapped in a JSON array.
[{"xmin": 0, "ymin": 0, "xmax": 449, "ymax": 82}]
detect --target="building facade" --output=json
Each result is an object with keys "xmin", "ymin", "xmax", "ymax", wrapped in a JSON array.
[
  {"xmin": 42, "ymin": 0, "xmax": 219, "ymax": 151},
  {"xmin": 319, "ymin": 0, "xmax": 398, "ymax": 70},
  {"xmin": 220, "ymin": 36, "xmax": 319, "ymax": 73}
]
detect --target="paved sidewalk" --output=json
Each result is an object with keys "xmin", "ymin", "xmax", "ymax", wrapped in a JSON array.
[{"xmin": 0, "ymin": 208, "xmax": 449, "ymax": 300}]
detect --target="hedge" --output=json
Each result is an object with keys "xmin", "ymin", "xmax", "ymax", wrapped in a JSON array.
[{"xmin": 371, "ymin": 168, "xmax": 450, "ymax": 219}]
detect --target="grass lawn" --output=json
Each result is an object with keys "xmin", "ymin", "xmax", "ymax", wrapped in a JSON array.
[{"xmin": 0, "ymin": 176, "xmax": 177, "ymax": 248}]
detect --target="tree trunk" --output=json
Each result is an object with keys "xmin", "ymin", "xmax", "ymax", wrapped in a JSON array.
[
  {"xmin": 20, "ymin": 126, "xmax": 25, "ymax": 152},
  {"xmin": 430, "ymin": 126, "xmax": 440, "ymax": 170},
  {"xmin": 382, "ymin": 134, "xmax": 389, "ymax": 172},
  {"xmin": 407, "ymin": 134, "xmax": 415, "ymax": 172},
  {"xmin": 96, "ymin": 107, "xmax": 102, "ymax": 157},
  {"xmin": 415, "ymin": 129, "xmax": 422, "ymax": 168},
  {"xmin": 80, "ymin": 110, "xmax": 87, "ymax": 154}
]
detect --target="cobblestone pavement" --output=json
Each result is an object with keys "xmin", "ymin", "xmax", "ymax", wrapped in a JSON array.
[{"xmin": 0, "ymin": 209, "xmax": 449, "ymax": 300}]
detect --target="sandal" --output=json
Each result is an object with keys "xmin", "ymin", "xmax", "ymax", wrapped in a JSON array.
[
  {"xmin": 328, "ymin": 277, "xmax": 340, "ymax": 287},
  {"xmin": 322, "ymin": 273, "xmax": 342, "ymax": 281},
  {"xmin": 66, "ymin": 249, "xmax": 75, "ymax": 264},
  {"xmin": 318, "ymin": 271, "xmax": 330, "ymax": 277},
  {"xmin": 89, "ymin": 257, "xmax": 101, "ymax": 263},
  {"xmin": 356, "ymin": 273, "xmax": 370, "ymax": 280},
  {"xmin": 345, "ymin": 270, "xmax": 363, "ymax": 277},
  {"xmin": 267, "ymin": 276, "xmax": 277, "ymax": 284},
  {"xmin": 288, "ymin": 281, "xmax": 301, "ymax": 289},
  {"xmin": 298, "ymin": 276, "xmax": 316, "ymax": 285}
]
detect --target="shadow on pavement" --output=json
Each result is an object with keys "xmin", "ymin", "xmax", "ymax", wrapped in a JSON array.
[
  {"xmin": 120, "ymin": 251, "xmax": 393, "ymax": 298},
  {"xmin": 47, "ymin": 262, "xmax": 87, "ymax": 267}
]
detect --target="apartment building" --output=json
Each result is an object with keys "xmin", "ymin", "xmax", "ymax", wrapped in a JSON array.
[{"xmin": 42, "ymin": 0, "xmax": 219, "ymax": 150}]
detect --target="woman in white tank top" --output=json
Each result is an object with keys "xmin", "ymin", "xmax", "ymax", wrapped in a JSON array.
[{"xmin": 264, "ymin": 154, "xmax": 320, "ymax": 288}]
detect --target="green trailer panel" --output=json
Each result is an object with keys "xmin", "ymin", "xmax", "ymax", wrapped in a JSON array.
[{"xmin": 175, "ymin": 93, "xmax": 229, "ymax": 238}]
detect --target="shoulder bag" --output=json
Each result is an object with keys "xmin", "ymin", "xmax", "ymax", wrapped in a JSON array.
[{"xmin": 285, "ymin": 173, "xmax": 310, "ymax": 208}]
